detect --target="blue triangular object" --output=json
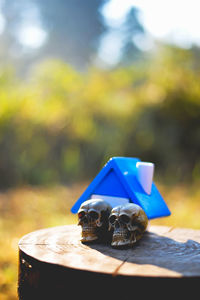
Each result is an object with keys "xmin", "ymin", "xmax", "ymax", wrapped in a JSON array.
[{"xmin": 71, "ymin": 157, "xmax": 171, "ymax": 219}]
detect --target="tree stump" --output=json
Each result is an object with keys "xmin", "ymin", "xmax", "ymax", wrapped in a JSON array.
[{"xmin": 18, "ymin": 224, "xmax": 200, "ymax": 299}]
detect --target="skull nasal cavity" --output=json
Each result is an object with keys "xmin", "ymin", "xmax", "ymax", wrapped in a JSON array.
[{"xmin": 115, "ymin": 220, "xmax": 120, "ymax": 228}]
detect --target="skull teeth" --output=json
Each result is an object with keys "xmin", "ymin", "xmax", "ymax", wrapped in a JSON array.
[
  {"xmin": 81, "ymin": 235, "xmax": 98, "ymax": 242},
  {"xmin": 81, "ymin": 226, "xmax": 98, "ymax": 242},
  {"xmin": 113, "ymin": 230, "xmax": 128, "ymax": 236},
  {"xmin": 111, "ymin": 229, "xmax": 133, "ymax": 247},
  {"xmin": 81, "ymin": 228, "xmax": 98, "ymax": 243},
  {"xmin": 82, "ymin": 227, "xmax": 95, "ymax": 233},
  {"xmin": 112, "ymin": 231, "xmax": 129, "ymax": 241},
  {"xmin": 111, "ymin": 240, "xmax": 131, "ymax": 247}
]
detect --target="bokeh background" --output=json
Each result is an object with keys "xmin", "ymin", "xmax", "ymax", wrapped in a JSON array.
[{"xmin": 0, "ymin": 0, "xmax": 200, "ymax": 298}]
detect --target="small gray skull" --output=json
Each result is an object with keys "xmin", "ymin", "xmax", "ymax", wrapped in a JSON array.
[
  {"xmin": 109, "ymin": 203, "xmax": 148, "ymax": 248},
  {"xmin": 78, "ymin": 198, "xmax": 112, "ymax": 243}
]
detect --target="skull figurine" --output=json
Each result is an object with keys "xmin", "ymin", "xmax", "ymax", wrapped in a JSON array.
[
  {"xmin": 78, "ymin": 199, "xmax": 112, "ymax": 243},
  {"xmin": 109, "ymin": 203, "xmax": 148, "ymax": 248}
]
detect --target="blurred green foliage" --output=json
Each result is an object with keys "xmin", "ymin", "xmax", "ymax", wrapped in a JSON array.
[
  {"xmin": 1, "ymin": 42, "xmax": 200, "ymax": 300},
  {"xmin": 0, "ymin": 44, "xmax": 200, "ymax": 188}
]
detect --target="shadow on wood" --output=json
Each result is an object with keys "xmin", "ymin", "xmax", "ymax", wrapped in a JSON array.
[{"xmin": 88, "ymin": 230, "xmax": 200, "ymax": 277}]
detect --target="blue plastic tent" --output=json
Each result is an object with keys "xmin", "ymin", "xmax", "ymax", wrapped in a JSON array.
[{"xmin": 71, "ymin": 157, "xmax": 171, "ymax": 220}]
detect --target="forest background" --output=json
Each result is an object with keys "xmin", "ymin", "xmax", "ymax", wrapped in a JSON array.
[{"xmin": 0, "ymin": 1, "xmax": 200, "ymax": 299}]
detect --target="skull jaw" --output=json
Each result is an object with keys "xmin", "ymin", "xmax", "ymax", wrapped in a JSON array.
[
  {"xmin": 111, "ymin": 230, "xmax": 137, "ymax": 248},
  {"xmin": 81, "ymin": 233, "xmax": 98, "ymax": 243},
  {"xmin": 80, "ymin": 226, "xmax": 99, "ymax": 243}
]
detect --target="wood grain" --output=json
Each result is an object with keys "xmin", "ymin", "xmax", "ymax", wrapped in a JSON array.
[
  {"xmin": 18, "ymin": 224, "xmax": 200, "ymax": 299},
  {"xmin": 19, "ymin": 224, "xmax": 200, "ymax": 277}
]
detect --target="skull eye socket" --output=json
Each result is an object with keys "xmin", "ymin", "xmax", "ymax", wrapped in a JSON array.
[
  {"xmin": 78, "ymin": 211, "xmax": 85, "ymax": 219},
  {"xmin": 119, "ymin": 214, "xmax": 130, "ymax": 224},
  {"xmin": 109, "ymin": 215, "xmax": 116, "ymax": 224},
  {"xmin": 89, "ymin": 210, "xmax": 99, "ymax": 220}
]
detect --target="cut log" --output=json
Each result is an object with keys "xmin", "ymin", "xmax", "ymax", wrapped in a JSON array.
[{"xmin": 18, "ymin": 225, "xmax": 200, "ymax": 299}]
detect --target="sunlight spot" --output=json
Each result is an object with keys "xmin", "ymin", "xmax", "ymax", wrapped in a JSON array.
[
  {"xmin": 98, "ymin": 32, "xmax": 124, "ymax": 66},
  {"xmin": 101, "ymin": 0, "xmax": 134, "ymax": 27},
  {"xmin": 101, "ymin": 0, "xmax": 200, "ymax": 48},
  {"xmin": 18, "ymin": 25, "xmax": 47, "ymax": 49}
]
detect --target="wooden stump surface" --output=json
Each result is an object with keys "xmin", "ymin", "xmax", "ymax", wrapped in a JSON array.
[{"xmin": 19, "ymin": 224, "xmax": 200, "ymax": 278}]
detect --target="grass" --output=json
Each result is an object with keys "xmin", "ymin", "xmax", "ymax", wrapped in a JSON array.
[{"xmin": 0, "ymin": 181, "xmax": 200, "ymax": 299}]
